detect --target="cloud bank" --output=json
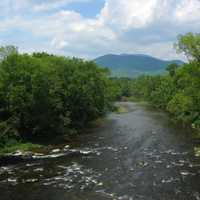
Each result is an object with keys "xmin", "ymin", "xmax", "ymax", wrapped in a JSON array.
[{"xmin": 0, "ymin": 0, "xmax": 200, "ymax": 60}]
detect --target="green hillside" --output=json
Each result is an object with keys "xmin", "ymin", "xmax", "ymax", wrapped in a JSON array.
[{"xmin": 94, "ymin": 54, "xmax": 184, "ymax": 77}]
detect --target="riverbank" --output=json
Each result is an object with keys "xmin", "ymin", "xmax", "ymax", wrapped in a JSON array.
[
  {"xmin": 0, "ymin": 116, "xmax": 107, "ymax": 159},
  {"xmin": 124, "ymin": 96, "xmax": 200, "ymax": 134},
  {"xmin": 0, "ymin": 143, "xmax": 42, "ymax": 155}
]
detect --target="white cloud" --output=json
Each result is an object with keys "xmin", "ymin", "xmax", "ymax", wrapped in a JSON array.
[
  {"xmin": 99, "ymin": 0, "xmax": 200, "ymax": 29},
  {"xmin": 99, "ymin": 0, "xmax": 158, "ymax": 29},
  {"xmin": 6, "ymin": 9, "xmax": 116, "ymax": 55},
  {"xmin": 175, "ymin": 0, "xmax": 200, "ymax": 23},
  {"xmin": 0, "ymin": 0, "xmax": 200, "ymax": 60}
]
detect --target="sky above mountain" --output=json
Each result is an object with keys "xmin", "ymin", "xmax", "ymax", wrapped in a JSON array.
[{"xmin": 0, "ymin": 0, "xmax": 200, "ymax": 60}]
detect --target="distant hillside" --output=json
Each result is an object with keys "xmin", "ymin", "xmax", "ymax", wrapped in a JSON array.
[{"xmin": 94, "ymin": 54, "xmax": 184, "ymax": 77}]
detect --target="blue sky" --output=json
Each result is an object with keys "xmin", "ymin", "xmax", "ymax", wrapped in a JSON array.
[
  {"xmin": 66, "ymin": 0, "xmax": 105, "ymax": 18},
  {"xmin": 0, "ymin": 0, "xmax": 200, "ymax": 60}
]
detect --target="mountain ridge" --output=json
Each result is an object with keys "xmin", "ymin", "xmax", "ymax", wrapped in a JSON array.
[{"xmin": 94, "ymin": 54, "xmax": 184, "ymax": 77}]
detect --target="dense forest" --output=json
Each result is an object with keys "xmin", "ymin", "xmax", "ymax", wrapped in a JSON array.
[
  {"xmin": 0, "ymin": 49, "xmax": 116, "ymax": 151},
  {"xmin": 117, "ymin": 33, "xmax": 200, "ymax": 129}
]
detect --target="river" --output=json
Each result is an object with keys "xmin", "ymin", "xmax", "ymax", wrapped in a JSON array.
[{"xmin": 0, "ymin": 102, "xmax": 200, "ymax": 200}]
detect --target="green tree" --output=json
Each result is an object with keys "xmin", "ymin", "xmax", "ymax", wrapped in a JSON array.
[
  {"xmin": 166, "ymin": 63, "xmax": 179, "ymax": 77},
  {"xmin": 0, "ymin": 51, "xmax": 114, "ymax": 144},
  {"xmin": 167, "ymin": 93, "xmax": 193, "ymax": 122},
  {"xmin": 175, "ymin": 32, "xmax": 200, "ymax": 62},
  {"xmin": 0, "ymin": 45, "xmax": 18, "ymax": 60},
  {"xmin": 130, "ymin": 32, "xmax": 200, "ymax": 129}
]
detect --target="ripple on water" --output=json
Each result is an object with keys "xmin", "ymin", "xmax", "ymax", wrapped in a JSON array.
[
  {"xmin": 161, "ymin": 177, "xmax": 180, "ymax": 184},
  {"xmin": 42, "ymin": 162, "xmax": 102, "ymax": 191},
  {"xmin": 180, "ymin": 171, "xmax": 196, "ymax": 177},
  {"xmin": 33, "ymin": 167, "xmax": 44, "ymax": 172},
  {"xmin": 68, "ymin": 148, "xmax": 102, "ymax": 156}
]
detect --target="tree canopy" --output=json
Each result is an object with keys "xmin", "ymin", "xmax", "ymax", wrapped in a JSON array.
[
  {"xmin": 0, "ymin": 51, "xmax": 115, "ymax": 147},
  {"xmin": 129, "ymin": 32, "xmax": 200, "ymax": 129},
  {"xmin": 175, "ymin": 32, "xmax": 200, "ymax": 62}
]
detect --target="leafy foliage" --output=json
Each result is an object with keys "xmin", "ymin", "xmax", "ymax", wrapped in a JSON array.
[
  {"xmin": 130, "ymin": 33, "xmax": 200, "ymax": 128},
  {"xmin": 0, "ymin": 51, "xmax": 114, "ymax": 146},
  {"xmin": 175, "ymin": 33, "xmax": 200, "ymax": 62},
  {"xmin": 0, "ymin": 45, "xmax": 18, "ymax": 60}
]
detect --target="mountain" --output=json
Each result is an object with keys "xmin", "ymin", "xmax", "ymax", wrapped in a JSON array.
[{"xmin": 94, "ymin": 54, "xmax": 184, "ymax": 77}]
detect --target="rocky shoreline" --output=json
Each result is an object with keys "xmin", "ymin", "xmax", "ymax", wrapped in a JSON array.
[{"xmin": 0, "ymin": 145, "xmax": 101, "ymax": 166}]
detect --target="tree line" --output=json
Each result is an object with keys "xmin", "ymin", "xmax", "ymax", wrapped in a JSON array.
[
  {"xmin": 116, "ymin": 33, "xmax": 200, "ymax": 129},
  {"xmin": 0, "ymin": 49, "xmax": 116, "ymax": 148}
]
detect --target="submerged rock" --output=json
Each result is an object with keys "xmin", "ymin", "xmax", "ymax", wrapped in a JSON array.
[
  {"xmin": 51, "ymin": 149, "xmax": 61, "ymax": 153},
  {"xmin": 7, "ymin": 178, "xmax": 17, "ymax": 183},
  {"xmin": 13, "ymin": 150, "xmax": 23, "ymax": 156},
  {"xmin": 64, "ymin": 145, "xmax": 70, "ymax": 150},
  {"xmin": 22, "ymin": 178, "xmax": 38, "ymax": 183}
]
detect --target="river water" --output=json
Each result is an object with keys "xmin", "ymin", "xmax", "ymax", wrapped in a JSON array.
[{"xmin": 0, "ymin": 102, "xmax": 200, "ymax": 200}]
